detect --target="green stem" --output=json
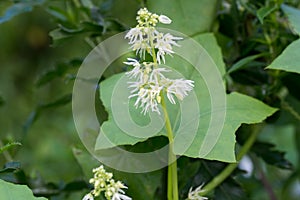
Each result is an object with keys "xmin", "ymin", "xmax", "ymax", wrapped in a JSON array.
[
  {"xmin": 0, "ymin": 140, "xmax": 21, "ymax": 162},
  {"xmin": 281, "ymin": 100, "xmax": 300, "ymax": 122},
  {"xmin": 199, "ymin": 124, "xmax": 262, "ymax": 196},
  {"xmin": 161, "ymin": 95, "xmax": 178, "ymax": 200},
  {"xmin": 147, "ymin": 22, "xmax": 177, "ymax": 199}
]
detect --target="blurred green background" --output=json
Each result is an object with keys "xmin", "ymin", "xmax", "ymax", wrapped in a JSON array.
[{"xmin": 0, "ymin": 1, "xmax": 90, "ymax": 182}]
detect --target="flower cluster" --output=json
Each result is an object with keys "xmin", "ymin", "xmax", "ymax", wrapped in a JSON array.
[
  {"xmin": 82, "ymin": 165, "xmax": 131, "ymax": 200},
  {"xmin": 124, "ymin": 8, "xmax": 194, "ymax": 115},
  {"xmin": 125, "ymin": 58, "xmax": 194, "ymax": 114},
  {"xmin": 125, "ymin": 8, "xmax": 181, "ymax": 63}
]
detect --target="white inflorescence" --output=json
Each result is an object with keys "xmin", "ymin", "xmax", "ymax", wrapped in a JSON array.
[
  {"xmin": 188, "ymin": 185, "xmax": 208, "ymax": 200},
  {"xmin": 82, "ymin": 165, "xmax": 131, "ymax": 200},
  {"xmin": 124, "ymin": 8, "xmax": 194, "ymax": 115},
  {"xmin": 125, "ymin": 8, "xmax": 181, "ymax": 63}
]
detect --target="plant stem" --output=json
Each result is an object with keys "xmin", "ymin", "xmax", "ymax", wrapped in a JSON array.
[
  {"xmin": 161, "ymin": 95, "xmax": 178, "ymax": 200},
  {"xmin": 199, "ymin": 124, "xmax": 262, "ymax": 196}
]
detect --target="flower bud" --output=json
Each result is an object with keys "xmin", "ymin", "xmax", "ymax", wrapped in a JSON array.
[{"xmin": 159, "ymin": 15, "xmax": 172, "ymax": 24}]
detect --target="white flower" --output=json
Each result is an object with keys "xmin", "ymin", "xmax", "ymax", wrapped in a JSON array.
[
  {"xmin": 86, "ymin": 165, "xmax": 131, "ymax": 200},
  {"xmin": 163, "ymin": 33, "xmax": 182, "ymax": 46},
  {"xmin": 82, "ymin": 193, "xmax": 94, "ymax": 200},
  {"xmin": 110, "ymin": 181, "xmax": 132, "ymax": 200},
  {"xmin": 155, "ymin": 33, "xmax": 182, "ymax": 64},
  {"xmin": 112, "ymin": 192, "xmax": 132, "ymax": 200},
  {"xmin": 129, "ymin": 84, "xmax": 162, "ymax": 115},
  {"xmin": 159, "ymin": 14, "xmax": 172, "ymax": 24},
  {"xmin": 125, "ymin": 27, "xmax": 143, "ymax": 44},
  {"xmin": 166, "ymin": 79, "xmax": 194, "ymax": 104},
  {"xmin": 148, "ymin": 67, "xmax": 169, "ymax": 83},
  {"xmin": 124, "ymin": 8, "xmax": 194, "ymax": 115},
  {"xmin": 125, "ymin": 60, "xmax": 194, "ymax": 114},
  {"xmin": 188, "ymin": 184, "xmax": 208, "ymax": 200},
  {"xmin": 124, "ymin": 58, "xmax": 142, "ymax": 79}
]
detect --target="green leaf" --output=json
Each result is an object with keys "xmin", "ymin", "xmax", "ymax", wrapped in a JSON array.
[
  {"xmin": 148, "ymin": 0, "xmax": 218, "ymax": 35},
  {"xmin": 36, "ymin": 59, "xmax": 82, "ymax": 87},
  {"xmin": 251, "ymin": 141, "xmax": 292, "ymax": 169},
  {"xmin": 282, "ymin": 73, "xmax": 300, "ymax": 101},
  {"xmin": 214, "ymin": 177, "xmax": 246, "ymax": 200},
  {"xmin": 256, "ymin": 5, "xmax": 277, "ymax": 24},
  {"xmin": 182, "ymin": 92, "xmax": 277, "ymax": 162},
  {"xmin": 23, "ymin": 94, "xmax": 72, "ymax": 132},
  {"xmin": 266, "ymin": 38, "xmax": 300, "ymax": 74},
  {"xmin": 47, "ymin": 6, "xmax": 69, "ymax": 22},
  {"xmin": 281, "ymin": 4, "xmax": 300, "ymax": 35},
  {"xmin": 192, "ymin": 33, "xmax": 226, "ymax": 76},
  {"xmin": 177, "ymin": 157, "xmax": 200, "ymax": 197},
  {"xmin": 96, "ymin": 33, "xmax": 276, "ymax": 162},
  {"xmin": 95, "ymin": 73, "xmax": 164, "ymax": 149},
  {"xmin": 72, "ymin": 147, "xmax": 100, "ymax": 178},
  {"xmin": 227, "ymin": 53, "xmax": 266, "ymax": 74},
  {"xmin": 108, "ymin": 0, "xmax": 141, "ymax": 27},
  {"xmin": 0, "ymin": 162, "xmax": 21, "ymax": 174},
  {"xmin": 0, "ymin": 0, "xmax": 45, "ymax": 24},
  {"xmin": 49, "ymin": 28, "xmax": 73, "ymax": 47},
  {"xmin": 0, "ymin": 179, "xmax": 47, "ymax": 200}
]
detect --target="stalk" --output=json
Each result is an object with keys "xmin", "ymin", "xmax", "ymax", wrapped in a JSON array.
[
  {"xmin": 161, "ymin": 95, "xmax": 178, "ymax": 200},
  {"xmin": 199, "ymin": 124, "xmax": 262, "ymax": 196}
]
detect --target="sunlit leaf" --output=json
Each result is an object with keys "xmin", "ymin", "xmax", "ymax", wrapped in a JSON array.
[
  {"xmin": 148, "ymin": 0, "xmax": 218, "ymax": 35},
  {"xmin": 0, "ymin": 179, "xmax": 47, "ymax": 200},
  {"xmin": 182, "ymin": 92, "xmax": 277, "ymax": 162},
  {"xmin": 266, "ymin": 39, "xmax": 300, "ymax": 74}
]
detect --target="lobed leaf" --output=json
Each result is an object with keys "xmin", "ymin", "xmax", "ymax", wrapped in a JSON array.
[
  {"xmin": 0, "ymin": 179, "xmax": 47, "ymax": 200},
  {"xmin": 96, "ymin": 33, "xmax": 276, "ymax": 162},
  {"xmin": 148, "ymin": 0, "xmax": 218, "ymax": 36},
  {"xmin": 181, "ymin": 92, "xmax": 277, "ymax": 162},
  {"xmin": 251, "ymin": 141, "xmax": 292, "ymax": 169}
]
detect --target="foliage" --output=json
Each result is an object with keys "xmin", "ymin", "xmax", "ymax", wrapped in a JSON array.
[
  {"xmin": 0, "ymin": 179, "xmax": 47, "ymax": 200},
  {"xmin": 1, "ymin": 0, "xmax": 300, "ymax": 199}
]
